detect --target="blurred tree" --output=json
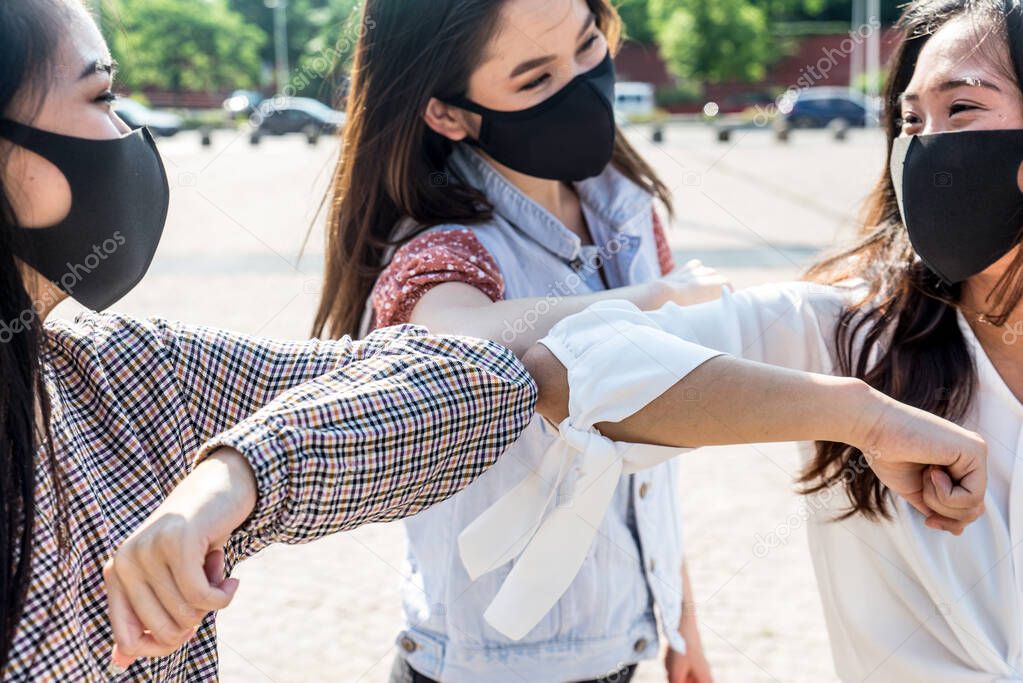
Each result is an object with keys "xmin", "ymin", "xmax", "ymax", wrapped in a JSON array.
[
  {"xmin": 615, "ymin": 0, "xmax": 655, "ymax": 43},
  {"xmin": 650, "ymin": 0, "xmax": 773, "ymax": 82},
  {"xmin": 227, "ymin": 0, "xmax": 363, "ymax": 100},
  {"xmin": 756, "ymin": 0, "xmax": 904, "ymax": 23},
  {"xmin": 104, "ymin": 0, "xmax": 266, "ymax": 94}
]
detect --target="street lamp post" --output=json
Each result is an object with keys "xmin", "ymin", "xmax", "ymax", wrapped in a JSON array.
[
  {"xmin": 265, "ymin": 0, "xmax": 290, "ymax": 96},
  {"xmin": 853, "ymin": 0, "xmax": 883, "ymax": 127},
  {"xmin": 866, "ymin": 0, "xmax": 882, "ymax": 127}
]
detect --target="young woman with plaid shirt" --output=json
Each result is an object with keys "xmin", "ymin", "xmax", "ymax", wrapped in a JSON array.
[{"xmin": 0, "ymin": 2, "xmax": 536, "ymax": 680}]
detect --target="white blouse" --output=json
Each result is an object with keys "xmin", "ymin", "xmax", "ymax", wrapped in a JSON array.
[{"xmin": 533, "ymin": 281, "xmax": 1023, "ymax": 683}]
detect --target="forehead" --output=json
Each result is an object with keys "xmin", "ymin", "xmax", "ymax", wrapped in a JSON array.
[
  {"xmin": 52, "ymin": 3, "xmax": 111, "ymax": 83},
  {"xmin": 487, "ymin": 0, "xmax": 588, "ymax": 62},
  {"xmin": 907, "ymin": 15, "xmax": 1011, "ymax": 89}
]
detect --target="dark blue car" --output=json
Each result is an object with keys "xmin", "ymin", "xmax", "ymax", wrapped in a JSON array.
[{"xmin": 781, "ymin": 88, "xmax": 868, "ymax": 129}]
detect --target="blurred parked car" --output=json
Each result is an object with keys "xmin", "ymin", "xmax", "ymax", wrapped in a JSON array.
[
  {"xmin": 113, "ymin": 98, "xmax": 183, "ymax": 137},
  {"xmin": 779, "ymin": 87, "xmax": 867, "ymax": 129},
  {"xmin": 251, "ymin": 97, "xmax": 346, "ymax": 144}
]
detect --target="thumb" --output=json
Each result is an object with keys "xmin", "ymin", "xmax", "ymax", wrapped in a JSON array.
[{"xmin": 929, "ymin": 467, "xmax": 953, "ymax": 499}]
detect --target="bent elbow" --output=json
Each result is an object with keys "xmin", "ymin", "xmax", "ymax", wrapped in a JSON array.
[{"xmin": 522, "ymin": 343, "xmax": 570, "ymax": 425}]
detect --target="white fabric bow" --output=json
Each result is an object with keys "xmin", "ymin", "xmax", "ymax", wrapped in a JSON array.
[{"xmin": 457, "ymin": 304, "xmax": 724, "ymax": 639}]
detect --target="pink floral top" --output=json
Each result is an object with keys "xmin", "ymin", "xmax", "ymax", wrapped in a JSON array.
[{"xmin": 372, "ymin": 210, "xmax": 676, "ymax": 328}]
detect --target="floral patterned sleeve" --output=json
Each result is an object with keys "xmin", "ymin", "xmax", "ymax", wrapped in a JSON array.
[
  {"xmin": 372, "ymin": 228, "xmax": 505, "ymax": 330},
  {"xmin": 652, "ymin": 209, "xmax": 677, "ymax": 276}
]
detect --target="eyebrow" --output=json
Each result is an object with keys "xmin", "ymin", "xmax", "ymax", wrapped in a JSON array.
[
  {"xmin": 508, "ymin": 12, "xmax": 597, "ymax": 79},
  {"xmin": 79, "ymin": 59, "xmax": 118, "ymax": 81},
  {"xmin": 901, "ymin": 77, "xmax": 1002, "ymax": 102}
]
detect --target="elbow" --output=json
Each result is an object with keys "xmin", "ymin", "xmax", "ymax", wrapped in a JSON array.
[{"xmin": 522, "ymin": 343, "xmax": 570, "ymax": 425}]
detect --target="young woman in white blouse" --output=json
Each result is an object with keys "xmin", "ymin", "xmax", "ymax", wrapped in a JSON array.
[{"xmin": 524, "ymin": 0, "xmax": 1022, "ymax": 680}]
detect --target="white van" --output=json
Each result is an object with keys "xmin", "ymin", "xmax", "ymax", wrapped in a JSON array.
[{"xmin": 614, "ymin": 81, "xmax": 656, "ymax": 119}]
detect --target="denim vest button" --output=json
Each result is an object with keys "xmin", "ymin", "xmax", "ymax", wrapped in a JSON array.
[
  {"xmin": 400, "ymin": 636, "xmax": 418, "ymax": 653},
  {"xmin": 633, "ymin": 638, "xmax": 648, "ymax": 653}
]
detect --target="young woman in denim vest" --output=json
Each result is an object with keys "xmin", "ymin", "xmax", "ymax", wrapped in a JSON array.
[{"xmin": 314, "ymin": 1, "xmax": 727, "ymax": 681}]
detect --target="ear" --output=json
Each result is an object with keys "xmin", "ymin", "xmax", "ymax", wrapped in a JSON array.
[
  {"xmin": 424, "ymin": 97, "xmax": 477, "ymax": 142},
  {"xmin": 1017, "ymin": 159, "xmax": 1023, "ymax": 194}
]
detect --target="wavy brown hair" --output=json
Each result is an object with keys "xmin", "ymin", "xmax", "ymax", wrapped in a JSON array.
[
  {"xmin": 312, "ymin": 0, "xmax": 675, "ymax": 339},
  {"xmin": 802, "ymin": 0, "xmax": 1023, "ymax": 519}
]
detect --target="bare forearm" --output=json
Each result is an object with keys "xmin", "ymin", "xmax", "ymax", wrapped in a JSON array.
[
  {"xmin": 413, "ymin": 282, "xmax": 668, "ymax": 358},
  {"xmin": 526, "ymin": 345, "xmax": 878, "ymax": 449}
]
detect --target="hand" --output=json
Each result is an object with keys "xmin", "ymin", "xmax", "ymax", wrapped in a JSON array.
[
  {"xmin": 104, "ymin": 448, "xmax": 257, "ymax": 673},
  {"xmin": 850, "ymin": 388, "xmax": 987, "ymax": 534},
  {"xmin": 666, "ymin": 600, "xmax": 714, "ymax": 683},
  {"xmin": 657, "ymin": 260, "xmax": 731, "ymax": 307}
]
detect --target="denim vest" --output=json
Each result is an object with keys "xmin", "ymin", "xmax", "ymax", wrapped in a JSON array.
[{"xmin": 392, "ymin": 144, "xmax": 685, "ymax": 683}]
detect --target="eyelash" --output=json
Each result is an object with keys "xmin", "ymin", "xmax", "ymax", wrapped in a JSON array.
[
  {"xmin": 950, "ymin": 102, "xmax": 978, "ymax": 115},
  {"xmin": 520, "ymin": 33, "xmax": 602, "ymax": 92},
  {"xmin": 900, "ymin": 103, "xmax": 981, "ymax": 126},
  {"xmin": 96, "ymin": 90, "xmax": 119, "ymax": 105}
]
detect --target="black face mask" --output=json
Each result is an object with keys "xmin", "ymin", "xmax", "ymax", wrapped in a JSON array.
[
  {"xmin": 445, "ymin": 51, "xmax": 617, "ymax": 182},
  {"xmin": 890, "ymin": 130, "xmax": 1023, "ymax": 284},
  {"xmin": 0, "ymin": 119, "xmax": 169, "ymax": 311}
]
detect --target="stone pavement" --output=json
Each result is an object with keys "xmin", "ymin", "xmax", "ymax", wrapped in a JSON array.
[{"xmin": 54, "ymin": 125, "xmax": 889, "ymax": 682}]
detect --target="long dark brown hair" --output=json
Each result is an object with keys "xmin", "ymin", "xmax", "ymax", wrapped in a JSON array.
[
  {"xmin": 0, "ymin": 0, "xmax": 65, "ymax": 669},
  {"xmin": 803, "ymin": 0, "xmax": 1023, "ymax": 518},
  {"xmin": 312, "ymin": 0, "xmax": 675, "ymax": 339}
]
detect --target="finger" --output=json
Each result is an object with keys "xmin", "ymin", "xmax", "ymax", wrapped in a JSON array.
[
  {"xmin": 204, "ymin": 548, "xmax": 227, "ymax": 585},
  {"xmin": 695, "ymin": 658, "xmax": 715, "ymax": 683},
  {"xmin": 167, "ymin": 547, "xmax": 237, "ymax": 615},
  {"xmin": 104, "ymin": 564, "xmax": 144, "ymax": 667},
  {"xmin": 924, "ymin": 468, "xmax": 985, "ymax": 521},
  {"xmin": 113, "ymin": 558, "xmax": 193, "ymax": 649},
  {"xmin": 105, "ymin": 570, "xmax": 184, "ymax": 663},
  {"xmin": 945, "ymin": 463, "xmax": 987, "ymax": 511},
  {"xmin": 147, "ymin": 563, "xmax": 206, "ymax": 632},
  {"xmin": 925, "ymin": 514, "xmax": 967, "ymax": 536},
  {"xmin": 666, "ymin": 650, "xmax": 690, "ymax": 683}
]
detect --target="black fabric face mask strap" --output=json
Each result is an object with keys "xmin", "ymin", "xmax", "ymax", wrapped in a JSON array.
[{"xmin": 0, "ymin": 118, "xmax": 46, "ymax": 155}]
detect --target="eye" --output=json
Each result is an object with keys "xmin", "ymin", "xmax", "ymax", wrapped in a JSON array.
[
  {"xmin": 578, "ymin": 33, "xmax": 599, "ymax": 54},
  {"xmin": 898, "ymin": 112, "xmax": 919, "ymax": 126},
  {"xmin": 95, "ymin": 90, "xmax": 119, "ymax": 105},
  {"xmin": 949, "ymin": 102, "xmax": 979, "ymax": 116},
  {"xmin": 520, "ymin": 73, "xmax": 551, "ymax": 92}
]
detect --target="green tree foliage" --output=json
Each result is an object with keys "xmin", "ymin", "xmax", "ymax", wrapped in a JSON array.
[
  {"xmin": 226, "ymin": 0, "xmax": 363, "ymax": 98},
  {"xmin": 650, "ymin": 0, "xmax": 773, "ymax": 82},
  {"xmin": 104, "ymin": 0, "xmax": 266, "ymax": 93},
  {"xmin": 645, "ymin": 0, "xmax": 904, "ymax": 84},
  {"xmin": 615, "ymin": 0, "xmax": 655, "ymax": 43}
]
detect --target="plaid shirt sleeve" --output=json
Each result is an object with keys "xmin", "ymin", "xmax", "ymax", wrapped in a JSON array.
[{"xmin": 156, "ymin": 323, "xmax": 536, "ymax": 559}]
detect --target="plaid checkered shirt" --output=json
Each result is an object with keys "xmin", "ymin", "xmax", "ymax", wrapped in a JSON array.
[{"xmin": 3, "ymin": 313, "xmax": 536, "ymax": 682}]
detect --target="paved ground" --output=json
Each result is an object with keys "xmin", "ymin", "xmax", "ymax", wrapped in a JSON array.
[{"xmin": 54, "ymin": 124, "xmax": 890, "ymax": 682}]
